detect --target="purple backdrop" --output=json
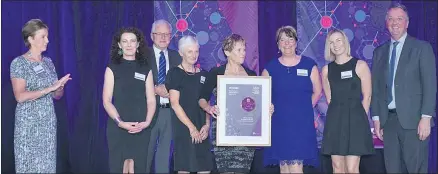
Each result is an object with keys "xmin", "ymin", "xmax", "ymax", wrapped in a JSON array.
[
  {"xmin": 1, "ymin": 1, "xmax": 436, "ymax": 173},
  {"xmin": 295, "ymin": 1, "xmax": 436, "ymax": 173},
  {"xmin": 153, "ymin": 1, "xmax": 259, "ymax": 72},
  {"xmin": 297, "ymin": 0, "xmax": 393, "ymax": 149}
]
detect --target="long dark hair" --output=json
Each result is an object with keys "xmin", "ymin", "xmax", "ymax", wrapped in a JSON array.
[{"xmin": 110, "ymin": 27, "xmax": 148, "ymax": 65}]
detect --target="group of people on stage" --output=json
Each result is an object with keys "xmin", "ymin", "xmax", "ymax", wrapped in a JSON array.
[{"xmin": 10, "ymin": 2, "xmax": 435, "ymax": 174}]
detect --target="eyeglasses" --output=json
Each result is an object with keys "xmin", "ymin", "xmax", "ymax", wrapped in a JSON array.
[
  {"xmin": 153, "ymin": 32, "xmax": 171, "ymax": 38},
  {"xmin": 279, "ymin": 38, "xmax": 296, "ymax": 43}
]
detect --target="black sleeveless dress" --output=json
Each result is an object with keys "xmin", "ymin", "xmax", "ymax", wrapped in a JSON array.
[
  {"xmin": 321, "ymin": 58, "xmax": 374, "ymax": 156},
  {"xmin": 165, "ymin": 67, "xmax": 214, "ymax": 172},
  {"xmin": 106, "ymin": 59, "xmax": 152, "ymax": 173}
]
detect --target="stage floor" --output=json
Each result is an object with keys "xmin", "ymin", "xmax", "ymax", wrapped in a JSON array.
[{"xmin": 250, "ymin": 148, "xmax": 385, "ymax": 173}]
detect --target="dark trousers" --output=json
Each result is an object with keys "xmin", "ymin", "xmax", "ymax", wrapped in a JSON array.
[
  {"xmin": 383, "ymin": 110, "xmax": 429, "ymax": 173},
  {"xmin": 146, "ymin": 108, "xmax": 173, "ymax": 173}
]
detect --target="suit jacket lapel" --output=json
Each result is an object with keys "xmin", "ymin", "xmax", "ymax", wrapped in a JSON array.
[
  {"xmin": 394, "ymin": 35, "xmax": 412, "ymax": 85},
  {"xmin": 380, "ymin": 42, "xmax": 390, "ymax": 87},
  {"xmin": 148, "ymin": 48, "xmax": 159, "ymax": 84},
  {"xmin": 168, "ymin": 50, "xmax": 181, "ymax": 68}
]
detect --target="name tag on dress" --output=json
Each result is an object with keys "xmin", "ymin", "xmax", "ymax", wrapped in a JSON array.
[
  {"xmin": 297, "ymin": 69, "xmax": 308, "ymax": 76},
  {"xmin": 200, "ymin": 76, "xmax": 206, "ymax": 84},
  {"xmin": 134, "ymin": 72, "xmax": 146, "ymax": 81},
  {"xmin": 341, "ymin": 70, "xmax": 353, "ymax": 79},
  {"xmin": 33, "ymin": 65, "xmax": 44, "ymax": 74}
]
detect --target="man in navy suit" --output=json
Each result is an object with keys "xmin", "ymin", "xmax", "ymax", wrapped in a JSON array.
[{"xmin": 371, "ymin": 2, "xmax": 436, "ymax": 173}]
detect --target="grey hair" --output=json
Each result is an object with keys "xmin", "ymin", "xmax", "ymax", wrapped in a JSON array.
[
  {"xmin": 151, "ymin": 19, "xmax": 172, "ymax": 34},
  {"xmin": 386, "ymin": 2, "xmax": 409, "ymax": 21},
  {"xmin": 178, "ymin": 35, "xmax": 199, "ymax": 52}
]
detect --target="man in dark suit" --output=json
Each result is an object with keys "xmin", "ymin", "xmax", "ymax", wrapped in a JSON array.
[
  {"xmin": 145, "ymin": 19, "xmax": 181, "ymax": 173},
  {"xmin": 371, "ymin": 2, "xmax": 436, "ymax": 173}
]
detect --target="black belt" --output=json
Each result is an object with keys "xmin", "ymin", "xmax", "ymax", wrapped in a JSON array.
[
  {"xmin": 388, "ymin": 108, "xmax": 397, "ymax": 113},
  {"xmin": 159, "ymin": 103, "xmax": 170, "ymax": 108}
]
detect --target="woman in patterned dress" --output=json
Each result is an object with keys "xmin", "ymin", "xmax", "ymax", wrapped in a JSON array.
[{"xmin": 10, "ymin": 19, "xmax": 72, "ymax": 173}]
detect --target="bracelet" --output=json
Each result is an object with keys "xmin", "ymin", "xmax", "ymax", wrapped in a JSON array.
[{"xmin": 113, "ymin": 117, "xmax": 123, "ymax": 125}]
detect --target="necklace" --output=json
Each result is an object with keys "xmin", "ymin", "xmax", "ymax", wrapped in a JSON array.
[
  {"xmin": 281, "ymin": 55, "xmax": 300, "ymax": 74},
  {"xmin": 25, "ymin": 52, "xmax": 42, "ymax": 62},
  {"xmin": 180, "ymin": 64, "xmax": 196, "ymax": 75}
]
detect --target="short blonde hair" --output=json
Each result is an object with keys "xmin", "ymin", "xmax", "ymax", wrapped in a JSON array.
[
  {"xmin": 324, "ymin": 29, "xmax": 351, "ymax": 62},
  {"xmin": 275, "ymin": 26, "xmax": 298, "ymax": 44}
]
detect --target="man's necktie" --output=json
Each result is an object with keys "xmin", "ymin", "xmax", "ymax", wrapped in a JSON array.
[
  {"xmin": 387, "ymin": 41, "xmax": 399, "ymax": 104},
  {"xmin": 158, "ymin": 51, "xmax": 166, "ymax": 84}
]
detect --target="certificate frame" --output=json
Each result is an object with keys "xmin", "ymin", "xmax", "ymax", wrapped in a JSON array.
[{"xmin": 216, "ymin": 75, "xmax": 271, "ymax": 146}]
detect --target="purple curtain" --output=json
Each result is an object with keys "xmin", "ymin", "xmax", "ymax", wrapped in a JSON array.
[
  {"xmin": 257, "ymin": 1, "xmax": 437, "ymax": 173},
  {"xmin": 1, "ymin": 1, "xmax": 154, "ymax": 173},
  {"xmin": 1, "ymin": 1, "xmax": 436, "ymax": 173},
  {"xmin": 258, "ymin": 1, "xmax": 297, "ymax": 74}
]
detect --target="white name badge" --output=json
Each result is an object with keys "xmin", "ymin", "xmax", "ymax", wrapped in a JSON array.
[
  {"xmin": 33, "ymin": 65, "xmax": 44, "ymax": 74},
  {"xmin": 134, "ymin": 72, "xmax": 146, "ymax": 81},
  {"xmin": 341, "ymin": 70, "xmax": 353, "ymax": 79},
  {"xmin": 297, "ymin": 69, "xmax": 308, "ymax": 76},
  {"xmin": 200, "ymin": 76, "xmax": 206, "ymax": 84}
]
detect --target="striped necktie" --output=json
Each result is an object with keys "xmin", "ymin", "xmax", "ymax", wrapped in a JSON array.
[{"xmin": 158, "ymin": 51, "xmax": 166, "ymax": 84}]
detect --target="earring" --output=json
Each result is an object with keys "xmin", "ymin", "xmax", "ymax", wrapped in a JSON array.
[
  {"xmin": 136, "ymin": 49, "xmax": 139, "ymax": 53},
  {"xmin": 118, "ymin": 49, "xmax": 123, "ymax": 55}
]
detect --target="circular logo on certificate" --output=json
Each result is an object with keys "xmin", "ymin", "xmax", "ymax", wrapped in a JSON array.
[{"xmin": 241, "ymin": 97, "xmax": 256, "ymax": 112}]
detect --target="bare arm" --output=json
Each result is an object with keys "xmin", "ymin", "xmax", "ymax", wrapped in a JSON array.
[
  {"xmin": 310, "ymin": 66, "xmax": 322, "ymax": 107},
  {"xmin": 199, "ymin": 68, "xmax": 218, "ymax": 115},
  {"xmin": 11, "ymin": 73, "xmax": 70, "ymax": 103},
  {"xmin": 199, "ymin": 99, "xmax": 210, "ymax": 113},
  {"xmin": 370, "ymin": 50, "xmax": 380, "ymax": 119},
  {"xmin": 169, "ymin": 89, "xmax": 197, "ymax": 130},
  {"xmin": 321, "ymin": 65, "xmax": 331, "ymax": 104},
  {"xmin": 102, "ymin": 68, "xmax": 122, "ymax": 121},
  {"xmin": 356, "ymin": 60, "xmax": 372, "ymax": 114},
  {"xmin": 11, "ymin": 78, "xmax": 54, "ymax": 103},
  {"xmin": 145, "ymin": 71, "xmax": 156, "ymax": 123},
  {"xmin": 204, "ymin": 112, "xmax": 210, "ymax": 126}
]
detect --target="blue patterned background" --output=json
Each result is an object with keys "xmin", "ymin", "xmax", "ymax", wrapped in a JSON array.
[{"xmin": 297, "ymin": 1, "xmax": 392, "ymax": 147}]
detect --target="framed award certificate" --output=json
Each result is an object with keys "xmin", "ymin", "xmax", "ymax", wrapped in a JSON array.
[{"xmin": 216, "ymin": 75, "xmax": 271, "ymax": 146}]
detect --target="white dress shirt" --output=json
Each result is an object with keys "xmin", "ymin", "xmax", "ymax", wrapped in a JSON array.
[
  {"xmin": 372, "ymin": 32, "xmax": 431, "ymax": 121},
  {"xmin": 153, "ymin": 45, "xmax": 169, "ymax": 104},
  {"xmin": 387, "ymin": 32, "xmax": 407, "ymax": 110}
]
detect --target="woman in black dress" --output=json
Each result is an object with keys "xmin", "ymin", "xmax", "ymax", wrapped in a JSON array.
[
  {"xmin": 166, "ymin": 35, "xmax": 213, "ymax": 173},
  {"xmin": 103, "ymin": 27, "xmax": 156, "ymax": 173},
  {"xmin": 321, "ymin": 29, "xmax": 374, "ymax": 173}
]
